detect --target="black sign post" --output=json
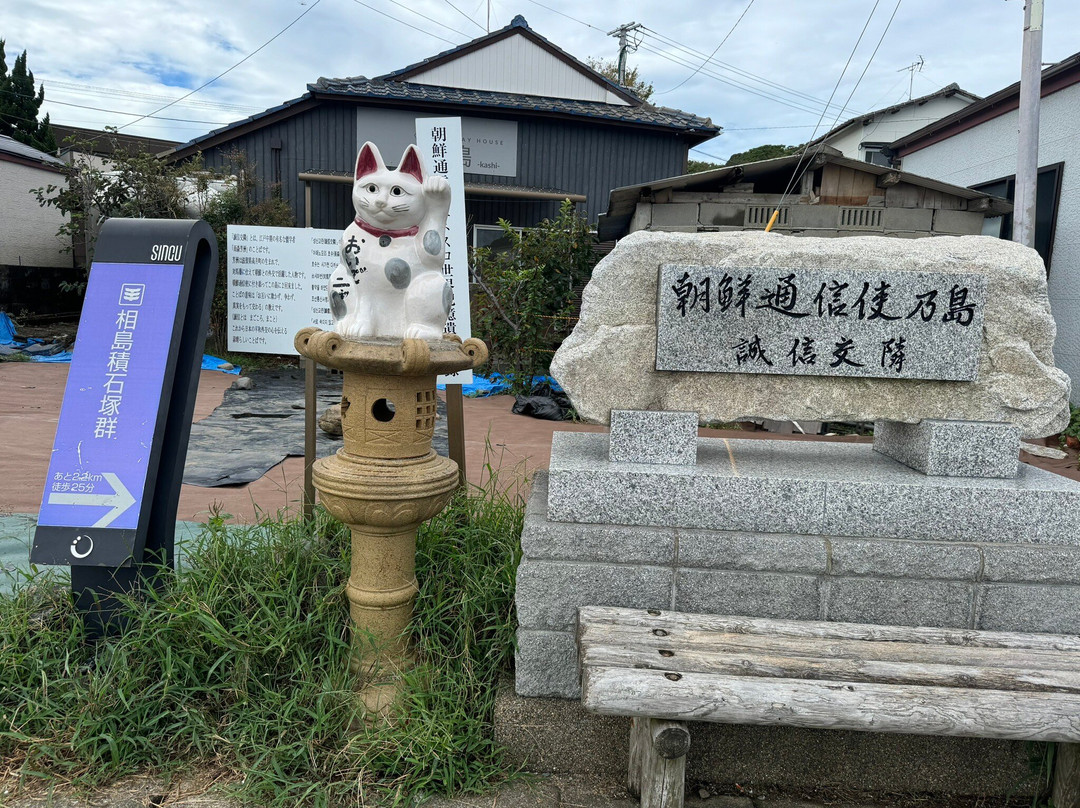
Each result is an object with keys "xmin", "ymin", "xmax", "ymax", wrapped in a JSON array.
[{"xmin": 31, "ymin": 219, "xmax": 218, "ymax": 636}]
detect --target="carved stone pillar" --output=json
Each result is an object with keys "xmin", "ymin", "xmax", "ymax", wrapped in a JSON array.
[{"xmin": 295, "ymin": 327, "xmax": 487, "ymax": 716}]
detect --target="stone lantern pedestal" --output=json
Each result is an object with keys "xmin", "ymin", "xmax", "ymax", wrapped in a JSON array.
[{"xmin": 295, "ymin": 327, "xmax": 488, "ymax": 716}]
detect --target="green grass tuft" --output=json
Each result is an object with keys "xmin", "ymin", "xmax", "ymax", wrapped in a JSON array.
[{"xmin": 0, "ymin": 481, "xmax": 525, "ymax": 806}]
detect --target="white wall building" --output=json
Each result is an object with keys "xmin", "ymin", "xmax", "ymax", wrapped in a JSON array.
[
  {"xmin": 0, "ymin": 134, "xmax": 71, "ymax": 269},
  {"xmin": 813, "ymin": 84, "xmax": 979, "ymax": 166},
  {"xmin": 890, "ymin": 54, "xmax": 1080, "ymax": 392}
]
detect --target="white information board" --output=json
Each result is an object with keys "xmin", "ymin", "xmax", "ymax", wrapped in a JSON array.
[
  {"xmin": 227, "ymin": 225, "xmax": 338, "ymax": 355},
  {"xmin": 415, "ymin": 116, "xmax": 473, "ymax": 385}
]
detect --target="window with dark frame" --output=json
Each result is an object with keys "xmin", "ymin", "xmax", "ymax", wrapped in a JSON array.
[{"xmin": 970, "ymin": 162, "xmax": 1064, "ymax": 271}]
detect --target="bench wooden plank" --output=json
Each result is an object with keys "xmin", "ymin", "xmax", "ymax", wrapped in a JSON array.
[
  {"xmin": 579, "ymin": 606, "xmax": 1080, "ymax": 653},
  {"xmin": 580, "ymin": 642, "xmax": 1080, "ymax": 693},
  {"xmin": 579, "ymin": 619, "xmax": 1080, "ymax": 672},
  {"xmin": 582, "ymin": 666, "xmax": 1080, "ymax": 742}
]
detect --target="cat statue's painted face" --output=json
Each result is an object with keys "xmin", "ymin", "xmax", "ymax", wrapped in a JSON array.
[{"xmin": 352, "ymin": 143, "xmax": 427, "ymax": 230}]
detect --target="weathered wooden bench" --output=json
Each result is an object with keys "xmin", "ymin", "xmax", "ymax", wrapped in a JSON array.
[{"xmin": 578, "ymin": 605, "xmax": 1080, "ymax": 808}]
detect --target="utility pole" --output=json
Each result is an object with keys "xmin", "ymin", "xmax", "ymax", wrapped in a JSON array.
[
  {"xmin": 607, "ymin": 22, "xmax": 643, "ymax": 85},
  {"xmin": 1014, "ymin": 0, "xmax": 1043, "ymax": 249}
]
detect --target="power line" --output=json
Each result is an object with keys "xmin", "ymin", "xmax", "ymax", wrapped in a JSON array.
[
  {"xmin": 771, "ymin": 0, "xmax": 885, "ymax": 219},
  {"xmin": 520, "ymin": 0, "xmax": 853, "ymax": 119},
  {"xmin": 636, "ymin": 42, "xmax": 831, "ymax": 116},
  {"xmin": 43, "ymin": 79, "xmax": 262, "ymax": 113},
  {"xmin": 822, "ymin": 0, "xmax": 905, "ymax": 138},
  {"xmin": 656, "ymin": 0, "xmax": 756, "ymax": 95},
  {"xmin": 349, "ymin": 0, "xmax": 459, "ymax": 45},
  {"xmin": 377, "ymin": 0, "xmax": 472, "ymax": 39},
  {"xmin": 441, "ymin": 0, "xmax": 487, "ymax": 32},
  {"xmin": 0, "ymin": 88, "xmax": 233, "ymax": 125},
  {"xmin": 117, "ymin": 0, "xmax": 325, "ymax": 132},
  {"xmin": 643, "ymin": 29, "xmax": 851, "ymax": 116}
]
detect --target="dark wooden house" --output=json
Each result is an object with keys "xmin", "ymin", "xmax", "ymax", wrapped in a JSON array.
[{"xmin": 164, "ymin": 15, "xmax": 719, "ymax": 238}]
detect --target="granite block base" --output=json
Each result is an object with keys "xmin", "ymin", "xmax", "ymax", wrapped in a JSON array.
[
  {"xmin": 609, "ymin": 409, "xmax": 697, "ymax": 465},
  {"xmin": 546, "ymin": 432, "xmax": 1080, "ymax": 543},
  {"xmin": 873, "ymin": 418, "xmax": 1020, "ymax": 478},
  {"xmin": 516, "ymin": 456, "xmax": 1080, "ymax": 698}
]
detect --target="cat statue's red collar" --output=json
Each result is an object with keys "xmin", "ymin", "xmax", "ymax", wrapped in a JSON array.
[{"xmin": 353, "ymin": 218, "xmax": 419, "ymax": 239}]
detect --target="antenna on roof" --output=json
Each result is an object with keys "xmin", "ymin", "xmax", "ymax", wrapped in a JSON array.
[{"xmin": 897, "ymin": 55, "xmax": 924, "ymax": 101}]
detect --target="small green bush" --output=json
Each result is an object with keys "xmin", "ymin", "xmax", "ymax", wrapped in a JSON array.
[{"xmin": 470, "ymin": 200, "xmax": 597, "ymax": 393}]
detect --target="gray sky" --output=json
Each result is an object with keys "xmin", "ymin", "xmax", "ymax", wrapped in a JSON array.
[{"xmin": 5, "ymin": 0, "xmax": 1078, "ymax": 161}]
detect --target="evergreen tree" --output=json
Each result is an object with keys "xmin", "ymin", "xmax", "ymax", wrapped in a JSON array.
[{"xmin": 0, "ymin": 39, "xmax": 56, "ymax": 153}]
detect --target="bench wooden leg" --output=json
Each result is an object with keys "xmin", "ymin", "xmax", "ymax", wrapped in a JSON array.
[
  {"xmin": 1054, "ymin": 743, "xmax": 1080, "ymax": 808},
  {"xmin": 627, "ymin": 717, "xmax": 690, "ymax": 808}
]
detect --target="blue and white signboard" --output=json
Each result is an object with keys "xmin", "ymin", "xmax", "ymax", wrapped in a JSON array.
[{"xmin": 33, "ymin": 261, "xmax": 184, "ymax": 566}]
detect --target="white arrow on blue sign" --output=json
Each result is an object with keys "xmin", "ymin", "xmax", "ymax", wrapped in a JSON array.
[{"xmin": 46, "ymin": 472, "xmax": 135, "ymax": 528}]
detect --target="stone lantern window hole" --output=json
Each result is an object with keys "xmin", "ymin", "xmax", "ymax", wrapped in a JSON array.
[{"xmin": 372, "ymin": 398, "xmax": 397, "ymax": 422}]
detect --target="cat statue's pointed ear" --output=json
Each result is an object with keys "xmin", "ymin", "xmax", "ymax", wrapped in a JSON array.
[
  {"xmin": 355, "ymin": 141, "xmax": 385, "ymax": 180},
  {"xmin": 398, "ymin": 145, "xmax": 425, "ymax": 183}
]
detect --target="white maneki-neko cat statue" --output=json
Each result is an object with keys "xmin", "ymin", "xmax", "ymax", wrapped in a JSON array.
[{"xmin": 328, "ymin": 141, "xmax": 453, "ymax": 341}]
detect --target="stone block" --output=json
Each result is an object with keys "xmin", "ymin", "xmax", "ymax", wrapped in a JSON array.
[
  {"xmin": 678, "ymin": 530, "xmax": 827, "ymax": 574},
  {"xmin": 698, "ymin": 202, "xmax": 746, "ymax": 228},
  {"xmin": 675, "ymin": 569, "xmax": 821, "ymax": 620},
  {"xmin": 882, "ymin": 207, "xmax": 934, "ymax": 232},
  {"xmin": 934, "ymin": 209, "xmax": 985, "ymax": 235},
  {"xmin": 547, "ymin": 433, "xmax": 828, "ymax": 534},
  {"xmin": 786, "ymin": 205, "xmax": 844, "ymax": 229},
  {"xmin": 523, "ymin": 473, "xmax": 675, "ymax": 564},
  {"xmin": 515, "ymin": 629, "xmax": 580, "ymax": 698},
  {"xmin": 826, "ymin": 578, "xmax": 974, "ymax": 628},
  {"xmin": 653, "ymin": 225, "xmax": 699, "ymax": 233},
  {"xmin": 651, "ymin": 203, "xmax": 700, "ymax": 227},
  {"xmin": 873, "ymin": 419, "xmax": 1020, "ymax": 478},
  {"xmin": 629, "ymin": 202, "xmax": 652, "ymax": 232},
  {"xmin": 515, "ymin": 558, "xmax": 672, "ymax": 631},
  {"xmin": 550, "ymin": 230, "xmax": 1070, "ymax": 438},
  {"xmin": 548, "ymin": 432, "xmax": 1080, "ymax": 543},
  {"xmin": 609, "ymin": 409, "xmax": 697, "ymax": 465},
  {"xmin": 656, "ymin": 263, "xmax": 986, "ymax": 381},
  {"xmin": 981, "ymin": 544, "xmax": 1080, "ymax": 584},
  {"xmin": 830, "ymin": 538, "xmax": 981, "ymax": 580},
  {"xmin": 821, "ymin": 464, "xmax": 1080, "ymax": 544},
  {"xmin": 977, "ymin": 584, "xmax": 1080, "ymax": 633}
]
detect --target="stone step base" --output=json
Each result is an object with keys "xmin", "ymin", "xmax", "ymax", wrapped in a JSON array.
[{"xmin": 547, "ymin": 432, "xmax": 1080, "ymax": 544}]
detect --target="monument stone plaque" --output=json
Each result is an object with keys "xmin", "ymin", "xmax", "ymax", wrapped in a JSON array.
[{"xmin": 656, "ymin": 264, "xmax": 986, "ymax": 381}]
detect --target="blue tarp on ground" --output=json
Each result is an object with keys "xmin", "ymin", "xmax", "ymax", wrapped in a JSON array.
[
  {"xmin": 437, "ymin": 373, "xmax": 563, "ymax": 397},
  {"xmin": 1, "ymin": 312, "xmax": 240, "ymax": 373},
  {"xmin": 0, "ymin": 312, "xmax": 16, "ymax": 343}
]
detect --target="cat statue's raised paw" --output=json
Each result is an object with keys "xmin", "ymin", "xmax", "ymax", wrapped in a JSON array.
[{"xmin": 328, "ymin": 141, "xmax": 454, "ymax": 341}]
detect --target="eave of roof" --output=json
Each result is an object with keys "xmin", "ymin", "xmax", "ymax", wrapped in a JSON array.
[
  {"xmin": 889, "ymin": 51, "xmax": 1080, "ymax": 156},
  {"xmin": 597, "ymin": 151, "xmax": 1010, "ymax": 240},
  {"xmin": 809, "ymin": 83, "xmax": 981, "ymax": 148},
  {"xmin": 309, "ymin": 78, "xmax": 718, "ymax": 137},
  {"xmin": 164, "ymin": 94, "xmax": 317, "ymax": 160},
  {"xmin": 0, "ymin": 134, "xmax": 65, "ymax": 170}
]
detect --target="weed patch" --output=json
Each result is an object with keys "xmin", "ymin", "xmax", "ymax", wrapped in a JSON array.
[{"xmin": 0, "ymin": 482, "xmax": 524, "ymax": 806}]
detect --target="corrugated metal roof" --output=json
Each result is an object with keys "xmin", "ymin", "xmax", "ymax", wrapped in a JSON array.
[{"xmin": 0, "ymin": 134, "xmax": 64, "ymax": 167}]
